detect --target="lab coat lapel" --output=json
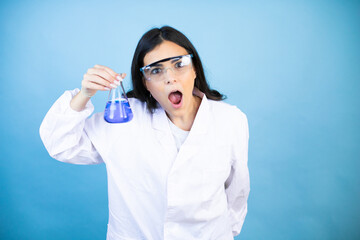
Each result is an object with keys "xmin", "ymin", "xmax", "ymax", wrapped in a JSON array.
[
  {"xmin": 188, "ymin": 94, "xmax": 210, "ymax": 138},
  {"xmin": 178, "ymin": 94, "xmax": 211, "ymax": 159},
  {"xmin": 151, "ymin": 106, "xmax": 178, "ymax": 158},
  {"xmin": 150, "ymin": 93, "xmax": 211, "ymax": 160}
]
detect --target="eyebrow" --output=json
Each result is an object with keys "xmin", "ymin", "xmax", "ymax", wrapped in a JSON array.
[
  {"xmin": 151, "ymin": 63, "xmax": 163, "ymax": 67},
  {"xmin": 146, "ymin": 55, "xmax": 183, "ymax": 68}
]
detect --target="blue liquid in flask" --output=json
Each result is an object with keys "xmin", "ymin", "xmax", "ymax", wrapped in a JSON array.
[{"xmin": 104, "ymin": 99, "xmax": 133, "ymax": 123}]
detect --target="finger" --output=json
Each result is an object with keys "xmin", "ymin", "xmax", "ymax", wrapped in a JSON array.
[
  {"xmin": 83, "ymin": 73, "xmax": 110, "ymax": 87},
  {"xmin": 94, "ymin": 64, "xmax": 118, "ymax": 79},
  {"xmin": 83, "ymin": 73, "xmax": 117, "ymax": 89},
  {"xmin": 87, "ymin": 68, "xmax": 116, "ymax": 83},
  {"xmin": 116, "ymin": 73, "xmax": 127, "ymax": 82},
  {"xmin": 83, "ymin": 81, "xmax": 110, "ymax": 91}
]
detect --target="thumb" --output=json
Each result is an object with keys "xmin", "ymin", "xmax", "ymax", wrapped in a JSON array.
[{"xmin": 116, "ymin": 73, "xmax": 127, "ymax": 82}]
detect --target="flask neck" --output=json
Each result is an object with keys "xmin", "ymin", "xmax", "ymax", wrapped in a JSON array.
[{"xmin": 108, "ymin": 88, "xmax": 124, "ymax": 101}]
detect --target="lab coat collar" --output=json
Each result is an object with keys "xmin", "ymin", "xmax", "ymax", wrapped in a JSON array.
[
  {"xmin": 151, "ymin": 88, "xmax": 210, "ymax": 136},
  {"xmin": 151, "ymin": 89, "xmax": 210, "ymax": 159}
]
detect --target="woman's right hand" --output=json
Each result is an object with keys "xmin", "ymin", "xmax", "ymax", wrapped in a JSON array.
[
  {"xmin": 70, "ymin": 65, "xmax": 126, "ymax": 112},
  {"xmin": 80, "ymin": 64, "xmax": 126, "ymax": 98}
]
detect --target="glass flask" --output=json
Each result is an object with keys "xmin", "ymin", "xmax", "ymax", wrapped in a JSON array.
[{"xmin": 104, "ymin": 82, "xmax": 133, "ymax": 123}]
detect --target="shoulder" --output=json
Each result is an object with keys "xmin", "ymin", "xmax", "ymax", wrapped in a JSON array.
[
  {"xmin": 207, "ymin": 99, "xmax": 248, "ymax": 140},
  {"xmin": 207, "ymin": 101, "xmax": 249, "ymax": 155},
  {"xmin": 208, "ymin": 99, "xmax": 247, "ymax": 122}
]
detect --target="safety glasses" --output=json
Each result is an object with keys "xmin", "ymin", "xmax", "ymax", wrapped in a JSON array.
[{"xmin": 140, "ymin": 54, "xmax": 193, "ymax": 82}]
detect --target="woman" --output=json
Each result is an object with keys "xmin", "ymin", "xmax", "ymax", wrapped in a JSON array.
[{"xmin": 40, "ymin": 26, "xmax": 250, "ymax": 240}]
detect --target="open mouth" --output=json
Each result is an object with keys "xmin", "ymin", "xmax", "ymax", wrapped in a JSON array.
[{"xmin": 168, "ymin": 90, "xmax": 183, "ymax": 108}]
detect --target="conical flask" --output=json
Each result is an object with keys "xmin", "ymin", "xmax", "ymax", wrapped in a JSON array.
[{"xmin": 104, "ymin": 82, "xmax": 133, "ymax": 123}]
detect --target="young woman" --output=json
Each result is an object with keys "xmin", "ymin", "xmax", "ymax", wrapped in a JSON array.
[{"xmin": 40, "ymin": 26, "xmax": 250, "ymax": 240}]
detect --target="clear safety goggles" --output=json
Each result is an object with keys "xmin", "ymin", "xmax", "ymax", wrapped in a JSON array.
[{"xmin": 140, "ymin": 54, "xmax": 193, "ymax": 82}]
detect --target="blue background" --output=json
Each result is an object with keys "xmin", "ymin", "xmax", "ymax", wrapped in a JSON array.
[{"xmin": 1, "ymin": 0, "xmax": 359, "ymax": 239}]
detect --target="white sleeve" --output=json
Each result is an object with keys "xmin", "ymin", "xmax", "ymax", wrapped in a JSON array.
[
  {"xmin": 39, "ymin": 88, "xmax": 103, "ymax": 165},
  {"xmin": 225, "ymin": 110, "xmax": 250, "ymax": 236}
]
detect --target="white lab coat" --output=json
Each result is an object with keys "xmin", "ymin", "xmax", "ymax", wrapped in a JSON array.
[{"xmin": 40, "ymin": 88, "xmax": 250, "ymax": 240}]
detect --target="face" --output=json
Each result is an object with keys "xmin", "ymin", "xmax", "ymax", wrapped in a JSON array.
[{"xmin": 143, "ymin": 40, "xmax": 197, "ymax": 117}]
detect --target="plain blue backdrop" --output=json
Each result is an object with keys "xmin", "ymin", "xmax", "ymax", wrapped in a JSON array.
[{"xmin": 1, "ymin": 0, "xmax": 359, "ymax": 239}]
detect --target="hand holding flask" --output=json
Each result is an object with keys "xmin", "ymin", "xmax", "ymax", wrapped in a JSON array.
[{"xmin": 104, "ymin": 80, "xmax": 133, "ymax": 123}]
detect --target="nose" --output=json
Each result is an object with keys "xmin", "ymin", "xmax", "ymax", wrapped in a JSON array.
[{"xmin": 164, "ymin": 68, "xmax": 176, "ymax": 84}]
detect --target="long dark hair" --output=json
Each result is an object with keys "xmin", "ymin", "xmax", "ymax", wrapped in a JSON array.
[{"xmin": 127, "ymin": 26, "xmax": 225, "ymax": 113}]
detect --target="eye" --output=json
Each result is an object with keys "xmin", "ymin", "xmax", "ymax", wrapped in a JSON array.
[
  {"xmin": 150, "ymin": 67, "xmax": 162, "ymax": 75},
  {"xmin": 175, "ymin": 61, "xmax": 185, "ymax": 68}
]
